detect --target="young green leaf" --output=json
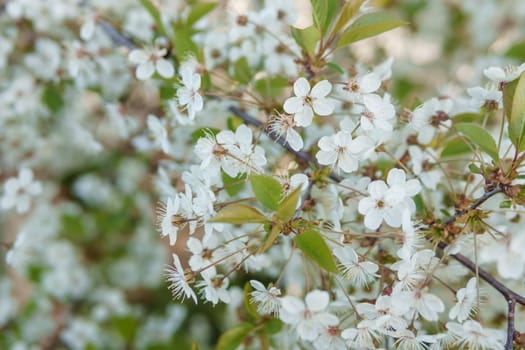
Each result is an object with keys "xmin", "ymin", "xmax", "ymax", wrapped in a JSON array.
[
  {"xmin": 333, "ymin": 0, "xmax": 365, "ymax": 33},
  {"xmin": 186, "ymin": 2, "xmax": 217, "ymax": 27},
  {"xmin": 140, "ymin": 0, "xmax": 168, "ymax": 37},
  {"xmin": 276, "ymin": 186, "xmax": 302, "ymax": 222},
  {"xmin": 250, "ymin": 175, "xmax": 283, "ymax": 211},
  {"xmin": 172, "ymin": 27, "xmax": 199, "ymax": 60},
  {"xmin": 233, "ymin": 57, "xmax": 252, "ymax": 85},
  {"xmin": 258, "ymin": 223, "xmax": 282, "ymax": 253},
  {"xmin": 455, "ymin": 123, "xmax": 499, "ymax": 161},
  {"xmin": 337, "ymin": 11, "xmax": 407, "ymax": 48},
  {"xmin": 221, "ymin": 172, "xmax": 247, "ymax": 197},
  {"xmin": 294, "ymin": 229, "xmax": 338, "ymax": 273},
  {"xmin": 504, "ymin": 72, "xmax": 525, "ymax": 151},
  {"xmin": 310, "ymin": 0, "xmax": 328, "ymax": 32},
  {"xmin": 209, "ymin": 203, "xmax": 267, "ymax": 224},
  {"xmin": 291, "ymin": 26, "xmax": 320, "ymax": 55},
  {"xmin": 216, "ymin": 323, "xmax": 254, "ymax": 350},
  {"xmin": 441, "ymin": 137, "xmax": 471, "ymax": 158},
  {"xmin": 243, "ymin": 282, "xmax": 259, "ymax": 320}
]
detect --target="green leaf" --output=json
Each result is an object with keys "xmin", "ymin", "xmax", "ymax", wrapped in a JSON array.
[
  {"xmin": 504, "ymin": 72, "xmax": 525, "ymax": 151},
  {"xmin": 259, "ymin": 223, "xmax": 282, "ymax": 253},
  {"xmin": 243, "ymin": 282, "xmax": 259, "ymax": 320},
  {"xmin": 455, "ymin": 123, "xmax": 499, "ymax": 161},
  {"xmin": 191, "ymin": 127, "xmax": 220, "ymax": 143},
  {"xmin": 291, "ymin": 26, "xmax": 320, "ymax": 55},
  {"xmin": 294, "ymin": 229, "xmax": 338, "ymax": 273},
  {"xmin": 172, "ymin": 27, "xmax": 199, "ymax": 60},
  {"xmin": 41, "ymin": 84, "xmax": 64, "ymax": 112},
  {"xmin": 263, "ymin": 318, "xmax": 283, "ymax": 334},
  {"xmin": 322, "ymin": 0, "xmax": 339, "ymax": 35},
  {"xmin": 326, "ymin": 62, "xmax": 345, "ymax": 74},
  {"xmin": 222, "ymin": 172, "xmax": 247, "ymax": 197},
  {"xmin": 160, "ymin": 84, "xmax": 176, "ymax": 100},
  {"xmin": 216, "ymin": 323, "xmax": 254, "ymax": 350},
  {"xmin": 192, "ymin": 341, "xmax": 199, "ymax": 350},
  {"xmin": 233, "ymin": 57, "xmax": 252, "ymax": 85},
  {"xmin": 441, "ymin": 137, "xmax": 471, "ymax": 158},
  {"xmin": 337, "ymin": 11, "xmax": 407, "ymax": 48},
  {"xmin": 333, "ymin": 0, "xmax": 365, "ymax": 33},
  {"xmin": 499, "ymin": 199, "xmax": 512, "ymax": 209},
  {"xmin": 209, "ymin": 203, "xmax": 267, "ymax": 224},
  {"xmin": 276, "ymin": 186, "xmax": 302, "ymax": 222},
  {"xmin": 310, "ymin": 0, "xmax": 328, "ymax": 32},
  {"xmin": 505, "ymin": 41, "xmax": 525, "ymax": 61},
  {"xmin": 186, "ymin": 2, "xmax": 217, "ymax": 27},
  {"xmin": 111, "ymin": 316, "xmax": 138, "ymax": 342},
  {"xmin": 250, "ymin": 175, "xmax": 283, "ymax": 211},
  {"xmin": 140, "ymin": 0, "xmax": 168, "ymax": 37},
  {"xmin": 253, "ymin": 76, "xmax": 289, "ymax": 99}
]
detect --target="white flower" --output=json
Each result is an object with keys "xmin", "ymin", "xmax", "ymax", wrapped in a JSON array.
[
  {"xmin": 283, "ymin": 78, "xmax": 335, "ymax": 127},
  {"xmin": 360, "ymin": 93, "xmax": 396, "ymax": 132},
  {"xmin": 165, "ymin": 254, "xmax": 197, "ymax": 303},
  {"xmin": 188, "ymin": 235, "xmax": 218, "ymax": 279},
  {"xmin": 279, "ymin": 290, "xmax": 339, "ymax": 342},
  {"xmin": 449, "ymin": 277, "xmax": 478, "ymax": 322},
  {"xmin": 408, "ymin": 146, "xmax": 442, "ymax": 190},
  {"xmin": 341, "ymin": 320, "xmax": 380, "ymax": 349},
  {"xmin": 333, "ymin": 246, "xmax": 378, "ymax": 287},
  {"xmin": 358, "ymin": 169, "xmax": 421, "ymax": 230},
  {"xmin": 411, "ymin": 290, "xmax": 445, "ymax": 321},
  {"xmin": 157, "ymin": 187, "xmax": 194, "ymax": 246},
  {"xmin": 249, "ymin": 280, "xmax": 281, "ymax": 316},
  {"xmin": 467, "ymin": 86, "xmax": 502, "ymax": 110},
  {"xmin": 483, "ymin": 63, "xmax": 525, "ymax": 84},
  {"xmin": 345, "ymin": 72, "xmax": 381, "ymax": 103},
  {"xmin": 147, "ymin": 114, "xmax": 171, "ymax": 154},
  {"xmin": 129, "ymin": 46, "xmax": 174, "ymax": 80},
  {"xmin": 268, "ymin": 112, "xmax": 303, "ymax": 151},
  {"xmin": 313, "ymin": 324, "xmax": 347, "ymax": 350},
  {"xmin": 1, "ymin": 168, "xmax": 42, "ymax": 214},
  {"xmin": 446, "ymin": 321, "xmax": 505, "ymax": 350},
  {"xmin": 177, "ymin": 65, "xmax": 203, "ymax": 120},
  {"xmin": 316, "ymin": 118, "xmax": 375, "ymax": 173},
  {"xmin": 409, "ymin": 98, "xmax": 452, "ymax": 145},
  {"xmin": 197, "ymin": 275, "xmax": 231, "ymax": 305}
]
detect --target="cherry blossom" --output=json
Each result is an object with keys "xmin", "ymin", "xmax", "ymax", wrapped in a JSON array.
[{"xmin": 1, "ymin": 168, "xmax": 42, "ymax": 214}]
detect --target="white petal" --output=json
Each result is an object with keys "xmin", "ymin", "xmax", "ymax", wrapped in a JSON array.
[
  {"xmin": 305, "ymin": 290, "xmax": 329, "ymax": 312},
  {"xmin": 364, "ymin": 209, "xmax": 383, "ymax": 230},
  {"xmin": 294, "ymin": 107, "xmax": 314, "ymax": 127},
  {"xmin": 312, "ymin": 98, "xmax": 335, "ymax": 116},
  {"xmin": 386, "ymin": 168, "xmax": 406, "ymax": 186},
  {"xmin": 156, "ymin": 59, "xmax": 175, "ymax": 78},
  {"xmin": 136, "ymin": 61, "xmax": 155, "ymax": 80},
  {"xmin": 311, "ymin": 80, "xmax": 332, "ymax": 97},
  {"xmin": 128, "ymin": 49, "xmax": 149, "ymax": 64},
  {"xmin": 360, "ymin": 73, "xmax": 381, "ymax": 93},
  {"xmin": 283, "ymin": 96, "xmax": 304, "ymax": 114},
  {"xmin": 286, "ymin": 128, "xmax": 303, "ymax": 151},
  {"xmin": 293, "ymin": 77, "xmax": 310, "ymax": 97}
]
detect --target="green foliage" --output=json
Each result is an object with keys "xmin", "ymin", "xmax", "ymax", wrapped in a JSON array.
[
  {"xmin": 253, "ymin": 77, "xmax": 289, "ymax": 99},
  {"xmin": 294, "ymin": 229, "xmax": 338, "ymax": 273},
  {"xmin": 243, "ymin": 283, "xmax": 259, "ymax": 320},
  {"xmin": 455, "ymin": 123, "xmax": 499, "ymax": 161},
  {"xmin": 332, "ymin": 0, "xmax": 365, "ymax": 33},
  {"xmin": 259, "ymin": 223, "xmax": 282, "ymax": 253},
  {"xmin": 337, "ymin": 11, "xmax": 407, "ymax": 48},
  {"xmin": 41, "ymin": 84, "xmax": 64, "ymax": 112},
  {"xmin": 222, "ymin": 172, "xmax": 247, "ymax": 197},
  {"xmin": 186, "ymin": 2, "xmax": 217, "ymax": 27},
  {"xmin": 232, "ymin": 57, "xmax": 252, "ymax": 85},
  {"xmin": 216, "ymin": 323, "xmax": 254, "ymax": 350},
  {"xmin": 504, "ymin": 73, "xmax": 525, "ymax": 151},
  {"xmin": 172, "ymin": 27, "xmax": 199, "ymax": 60},
  {"xmin": 441, "ymin": 137, "xmax": 471, "ymax": 158},
  {"xmin": 276, "ymin": 186, "xmax": 302, "ymax": 222},
  {"xmin": 291, "ymin": 26, "xmax": 321, "ymax": 55},
  {"xmin": 310, "ymin": 0, "xmax": 339, "ymax": 35},
  {"xmin": 250, "ymin": 175, "xmax": 283, "ymax": 211},
  {"xmin": 140, "ymin": 0, "xmax": 168, "ymax": 37},
  {"xmin": 210, "ymin": 203, "xmax": 267, "ymax": 224}
]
